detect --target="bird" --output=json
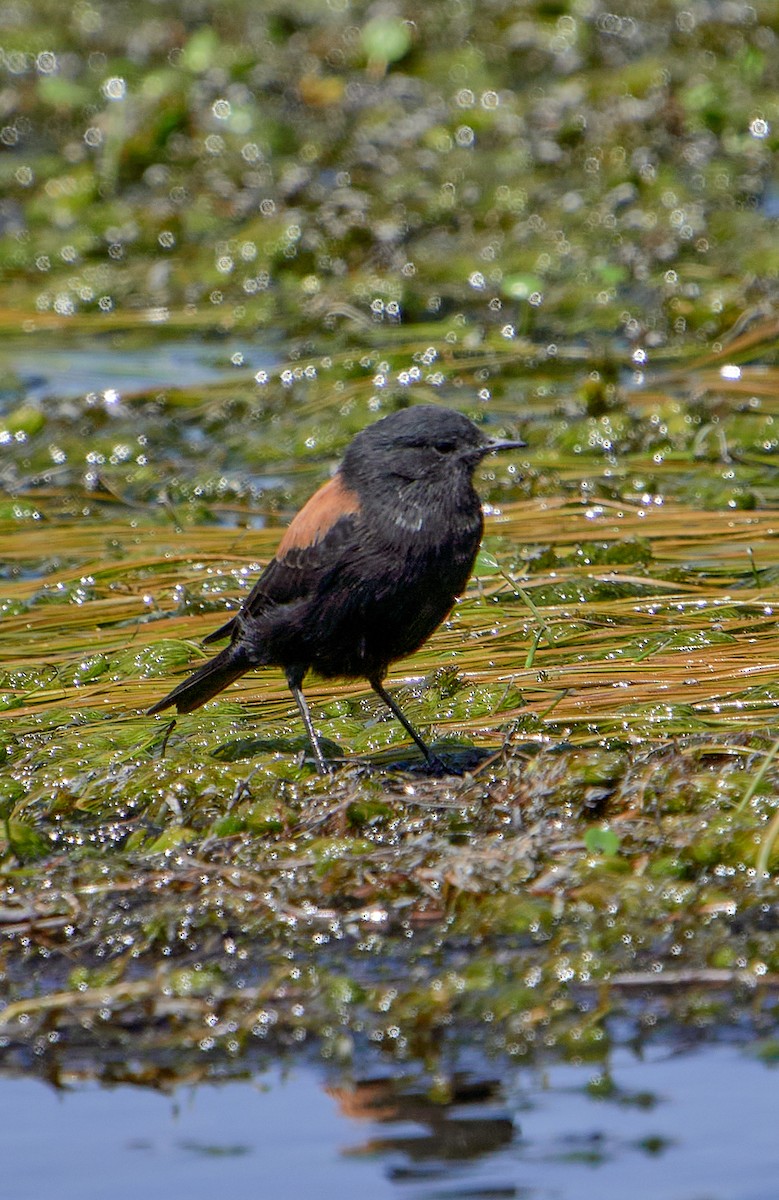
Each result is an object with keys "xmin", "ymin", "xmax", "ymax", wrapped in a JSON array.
[{"xmin": 148, "ymin": 404, "xmax": 525, "ymax": 773}]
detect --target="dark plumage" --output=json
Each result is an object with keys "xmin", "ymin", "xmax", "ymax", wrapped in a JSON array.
[{"xmin": 148, "ymin": 405, "xmax": 525, "ymax": 772}]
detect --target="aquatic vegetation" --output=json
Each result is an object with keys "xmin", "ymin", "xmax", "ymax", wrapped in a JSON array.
[{"xmin": 1, "ymin": 0, "xmax": 779, "ymax": 1072}]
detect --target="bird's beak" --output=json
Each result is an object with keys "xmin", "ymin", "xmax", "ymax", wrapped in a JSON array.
[{"xmin": 482, "ymin": 435, "xmax": 527, "ymax": 455}]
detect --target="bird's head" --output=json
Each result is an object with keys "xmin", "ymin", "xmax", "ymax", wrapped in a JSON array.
[{"xmin": 342, "ymin": 405, "xmax": 525, "ymax": 487}]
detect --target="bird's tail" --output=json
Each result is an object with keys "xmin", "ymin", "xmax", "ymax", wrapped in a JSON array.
[{"xmin": 147, "ymin": 644, "xmax": 252, "ymax": 715}]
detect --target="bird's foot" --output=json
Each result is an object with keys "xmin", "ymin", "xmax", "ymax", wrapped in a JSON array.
[{"xmin": 413, "ymin": 752, "xmax": 463, "ymax": 777}]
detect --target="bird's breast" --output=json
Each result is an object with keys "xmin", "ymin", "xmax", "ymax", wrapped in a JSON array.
[{"xmin": 379, "ymin": 476, "xmax": 483, "ymax": 543}]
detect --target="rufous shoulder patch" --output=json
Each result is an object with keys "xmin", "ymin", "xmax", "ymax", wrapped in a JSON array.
[{"xmin": 277, "ymin": 473, "xmax": 360, "ymax": 555}]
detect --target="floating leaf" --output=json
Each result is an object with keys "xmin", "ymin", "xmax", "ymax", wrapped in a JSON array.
[
  {"xmin": 361, "ymin": 18, "xmax": 411, "ymax": 69},
  {"xmin": 584, "ymin": 826, "xmax": 620, "ymax": 857}
]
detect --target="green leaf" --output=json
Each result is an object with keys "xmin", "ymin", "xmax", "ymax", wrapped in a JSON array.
[
  {"xmin": 501, "ymin": 273, "xmax": 543, "ymax": 301},
  {"xmin": 38, "ymin": 76, "xmax": 92, "ymax": 110},
  {"xmin": 182, "ymin": 27, "xmax": 220, "ymax": 73},
  {"xmin": 584, "ymin": 826, "xmax": 620, "ymax": 857},
  {"xmin": 144, "ymin": 824, "xmax": 194, "ymax": 854},
  {"xmin": 361, "ymin": 18, "xmax": 411, "ymax": 67},
  {"xmin": 7, "ymin": 820, "xmax": 51, "ymax": 863},
  {"xmin": 6, "ymin": 405, "xmax": 45, "ymax": 436},
  {"xmin": 0, "ymin": 779, "xmax": 24, "ymax": 818},
  {"xmin": 475, "ymin": 548, "xmax": 501, "ymax": 574}
]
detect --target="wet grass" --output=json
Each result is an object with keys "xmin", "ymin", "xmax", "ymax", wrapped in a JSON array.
[{"xmin": 3, "ymin": 335, "xmax": 779, "ymax": 1068}]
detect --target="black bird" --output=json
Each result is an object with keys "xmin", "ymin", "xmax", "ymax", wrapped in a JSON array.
[{"xmin": 148, "ymin": 404, "xmax": 524, "ymax": 772}]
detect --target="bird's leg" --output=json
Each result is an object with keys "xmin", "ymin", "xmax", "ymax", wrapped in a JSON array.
[
  {"xmin": 370, "ymin": 676, "xmax": 441, "ymax": 768},
  {"xmin": 286, "ymin": 668, "xmax": 329, "ymax": 775}
]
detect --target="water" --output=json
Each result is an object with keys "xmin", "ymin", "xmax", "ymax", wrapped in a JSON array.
[
  {"xmin": 1, "ymin": 1043, "xmax": 775, "ymax": 1200},
  {"xmin": 1, "ymin": 334, "xmax": 277, "ymax": 404}
]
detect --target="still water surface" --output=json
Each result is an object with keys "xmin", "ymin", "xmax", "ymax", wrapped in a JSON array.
[
  {"xmin": 3, "ymin": 334, "xmax": 277, "ymax": 402},
  {"xmin": 2, "ymin": 1042, "xmax": 775, "ymax": 1200}
]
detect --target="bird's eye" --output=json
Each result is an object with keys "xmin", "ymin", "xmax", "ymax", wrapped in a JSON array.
[{"xmin": 434, "ymin": 440, "xmax": 458, "ymax": 454}]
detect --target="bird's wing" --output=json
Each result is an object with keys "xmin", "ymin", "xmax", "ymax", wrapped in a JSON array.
[{"xmin": 203, "ymin": 473, "xmax": 362, "ymax": 644}]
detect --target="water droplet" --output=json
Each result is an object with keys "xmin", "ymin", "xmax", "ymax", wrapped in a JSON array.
[{"xmin": 101, "ymin": 76, "xmax": 126, "ymax": 101}]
